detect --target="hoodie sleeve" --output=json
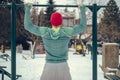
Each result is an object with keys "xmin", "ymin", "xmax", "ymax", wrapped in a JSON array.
[
  {"xmin": 72, "ymin": 6, "xmax": 87, "ymax": 36},
  {"xmin": 24, "ymin": 4, "xmax": 48, "ymax": 37},
  {"xmin": 62, "ymin": 6, "xmax": 86, "ymax": 37}
]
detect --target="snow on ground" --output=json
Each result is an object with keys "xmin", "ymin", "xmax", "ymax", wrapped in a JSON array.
[{"xmin": 0, "ymin": 48, "xmax": 108, "ymax": 80}]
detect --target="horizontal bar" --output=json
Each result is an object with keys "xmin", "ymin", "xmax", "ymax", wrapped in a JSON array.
[
  {"xmin": 0, "ymin": 3, "xmax": 88, "ymax": 7},
  {"xmin": 0, "ymin": 4, "xmax": 11, "ymax": 7},
  {"xmin": 0, "ymin": 66, "xmax": 7, "ymax": 68},
  {"xmin": 17, "ymin": 4, "xmax": 91, "ymax": 7},
  {"xmin": 33, "ymin": 5, "xmax": 115, "ymax": 8},
  {"xmin": 16, "ymin": 4, "xmax": 115, "ymax": 8},
  {"xmin": 98, "ymin": 5, "xmax": 116, "ymax": 8},
  {"xmin": 0, "ymin": 3, "xmax": 115, "ymax": 8}
]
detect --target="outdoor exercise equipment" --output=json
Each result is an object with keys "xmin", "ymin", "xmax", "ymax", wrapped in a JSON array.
[
  {"xmin": 0, "ymin": 66, "xmax": 21, "ymax": 80},
  {"xmin": 0, "ymin": 1, "xmax": 114, "ymax": 80}
]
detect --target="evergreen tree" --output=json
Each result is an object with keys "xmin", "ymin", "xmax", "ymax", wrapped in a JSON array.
[
  {"xmin": 30, "ymin": 7, "xmax": 39, "ymax": 41},
  {"xmin": 43, "ymin": 0, "xmax": 56, "ymax": 27},
  {"xmin": 31, "ymin": 7, "xmax": 38, "ymax": 25},
  {"xmin": 0, "ymin": 0, "xmax": 11, "ymax": 45},
  {"xmin": 38, "ymin": 8, "xmax": 45, "ymax": 26},
  {"xmin": 98, "ymin": 0, "xmax": 120, "ymax": 42},
  {"xmin": 0, "ymin": 0, "xmax": 33, "ymax": 49}
]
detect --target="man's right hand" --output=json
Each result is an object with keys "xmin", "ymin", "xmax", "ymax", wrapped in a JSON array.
[
  {"xmin": 25, "ymin": 3, "xmax": 33, "ymax": 9},
  {"xmin": 78, "ymin": 3, "xmax": 84, "ymax": 9}
]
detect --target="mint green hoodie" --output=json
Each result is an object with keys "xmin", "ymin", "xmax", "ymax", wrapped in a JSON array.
[{"xmin": 24, "ymin": 4, "xmax": 86, "ymax": 63}]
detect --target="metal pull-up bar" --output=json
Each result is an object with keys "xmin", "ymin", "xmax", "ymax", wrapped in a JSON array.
[
  {"xmin": 0, "ymin": 2, "xmax": 114, "ymax": 80},
  {"xmin": 0, "ymin": 3, "xmax": 113, "ymax": 7}
]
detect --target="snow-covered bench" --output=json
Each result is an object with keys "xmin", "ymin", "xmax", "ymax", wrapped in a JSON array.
[
  {"xmin": 104, "ymin": 65, "xmax": 120, "ymax": 80},
  {"xmin": 0, "ymin": 66, "xmax": 21, "ymax": 80}
]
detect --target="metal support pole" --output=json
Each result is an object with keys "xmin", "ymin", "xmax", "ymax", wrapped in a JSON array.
[
  {"xmin": 2, "ymin": 71, "xmax": 4, "ymax": 80},
  {"xmin": 92, "ymin": 4, "xmax": 98, "ymax": 80},
  {"xmin": 11, "ymin": 2, "xmax": 16, "ymax": 80}
]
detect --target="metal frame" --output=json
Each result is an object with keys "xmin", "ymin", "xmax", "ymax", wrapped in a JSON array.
[
  {"xmin": 0, "ymin": 66, "xmax": 21, "ymax": 80},
  {"xmin": 0, "ymin": 2, "xmax": 113, "ymax": 80}
]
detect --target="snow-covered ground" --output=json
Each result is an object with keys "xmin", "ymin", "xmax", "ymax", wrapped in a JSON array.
[{"xmin": 0, "ymin": 48, "xmax": 108, "ymax": 80}]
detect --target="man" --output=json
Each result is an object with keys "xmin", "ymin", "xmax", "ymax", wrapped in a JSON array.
[{"xmin": 24, "ymin": 3, "xmax": 86, "ymax": 80}]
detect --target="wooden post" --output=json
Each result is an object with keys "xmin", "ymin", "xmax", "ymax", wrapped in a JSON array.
[{"xmin": 102, "ymin": 43, "xmax": 119, "ymax": 68}]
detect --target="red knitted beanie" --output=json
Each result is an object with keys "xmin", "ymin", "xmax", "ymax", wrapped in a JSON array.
[{"xmin": 50, "ymin": 12, "xmax": 62, "ymax": 27}]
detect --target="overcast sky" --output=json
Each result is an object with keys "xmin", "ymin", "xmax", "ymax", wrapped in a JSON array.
[
  {"xmin": 24, "ymin": 0, "xmax": 120, "ymax": 14},
  {"xmin": 24, "ymin": 0, "xmax": 120, "ymax": 7}
]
